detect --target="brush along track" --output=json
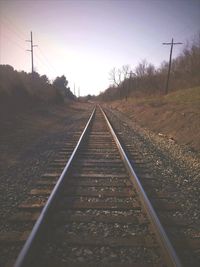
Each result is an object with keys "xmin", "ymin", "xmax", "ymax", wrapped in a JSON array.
[{"xmin": 12, "ymin": 106, "xmax": 182, "ymax": 267}]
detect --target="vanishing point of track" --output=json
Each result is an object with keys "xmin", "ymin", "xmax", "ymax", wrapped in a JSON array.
[{"xmin": 14, "ymin": 106, "xmax": 182, "ymax": 267}]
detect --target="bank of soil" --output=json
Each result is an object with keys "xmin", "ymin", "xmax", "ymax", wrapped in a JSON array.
[{"xmin": 108, "ymin": 86, "xmax": 200, "ymax": 155}]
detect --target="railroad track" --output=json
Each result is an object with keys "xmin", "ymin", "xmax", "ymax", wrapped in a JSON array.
[
  {"xmin": 10, "ymin": 105, "xmax": 182, "ymax": 267},
  {"xmin": 1, "ymin": 106, "xmax": 183, "ymax": 266}
]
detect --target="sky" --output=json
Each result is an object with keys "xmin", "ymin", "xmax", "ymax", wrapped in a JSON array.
[{"xmin": 0, "ymin": 0, "xmax": 200, "ymax": 96}]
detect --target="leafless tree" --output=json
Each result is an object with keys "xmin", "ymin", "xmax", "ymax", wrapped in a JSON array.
[
  {"xmin": 109, "ymin": 65, "xmax": 131, "ymax": 86},
  {"xmin": 109, "ymin": 67, "xmax": 121, "ymax": 86},
  {"xmin": 122, "ymin": 65, "xmax": 131, "ymax": 79},
  {"xmin": 135, "ymin": 60, "xmax": 148, "ymax": 77},
  {"xmin": 102, "ymin": 32, "xmax": 200, "ymax": 101}
]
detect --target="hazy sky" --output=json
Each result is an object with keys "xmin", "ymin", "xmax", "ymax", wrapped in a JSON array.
[{"xmin": 0, "ymin": 0, "xmax": 200, "ymax": 96}]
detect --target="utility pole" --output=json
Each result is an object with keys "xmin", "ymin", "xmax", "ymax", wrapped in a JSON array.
[
  {"xmin": 74, "ymin": 83, "xmax": 76, "ymax": 96},
  {"xmin": 26, "ymin": 31, "xmax": 38, "ymax": 74},
  {"xmin": 78, "ymin": 87, "xmax": 80, "ymax": 97},
  {"xmin": 163, "ymin": 38, "xmax": 182, "ymax": 94}
]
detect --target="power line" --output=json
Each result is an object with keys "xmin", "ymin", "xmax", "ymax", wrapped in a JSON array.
[
  {"xmin": 1, "ymin": 32, "xmax": 26, "ymax": 52},
  {"xmin": 37, "ymin": 47, "xmax": 57, "ymax": 74},
  {"xmin": 162, "ymin": 38, "xmax": 182, "ymax": 94},
  {"xmin": 1, "ymin": 16, "xmax": 27, "ymax": 42},
  {"xmin": 1, "ymin": 27, "xmax": 52, "ymax": 77},
  {"xmin": 1, "ymin": 16, "xmax": 62, "ymax": 80},
  {"xmin": 0, "ymin": 33, "xmax": 26, "ymax": 65},
  {"xmin": 34, "ymin": 53, "xmax": 55, "ymax": 77},
  {"xmin": 1, "ymin": 17, "xmax": 56, "ymax": 79},
  {"xmin": 34, "ymin": 55, "xmax": 48, "ymax": 74}
]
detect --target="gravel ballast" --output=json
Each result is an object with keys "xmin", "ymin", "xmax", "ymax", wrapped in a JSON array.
[
  {"xmin": 0, "ymin": 104, "xmax": 92, "ymax": 231},
  {"xmin": 104, "ymin": 106, "xmax": 200, "ymax": 266}
]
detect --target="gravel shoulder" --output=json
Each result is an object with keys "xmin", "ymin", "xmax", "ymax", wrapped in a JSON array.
[
  {"xmin": 105, "ymin": 106, "xmax": 200, "ymax": 223},
  {"xmin": 104, "ymin": 105, "xmax": 200, "ymax": 265},
  {"xmin": 0, "ymin": 102, "xmax": 93, "ymax": 228}
]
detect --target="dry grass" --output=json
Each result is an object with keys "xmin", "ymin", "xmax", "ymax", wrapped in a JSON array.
[
  {"xmin": 109, "ymin": 86, "xmax": 200, "ymax": 152},
  {"xmin": 0, "ymin": 102, "xmax": 92, "ymax": 168}
]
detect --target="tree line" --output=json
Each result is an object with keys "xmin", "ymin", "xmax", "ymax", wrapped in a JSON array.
[
  {"xmin": 98, "ymin": 34, "xmax": 200, "ymax": 101},
  {"xmin": 0, "ymin": 65, "xmax": 75, "ymax": 112}
]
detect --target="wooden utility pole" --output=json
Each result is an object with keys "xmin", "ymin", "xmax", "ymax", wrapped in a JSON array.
[
  {"xmin": 26, "ymin": 31, "xmax": 38, "ymax": 74},
  {"xmin": 163, "ymin": 38, "xmax": 182, "ymax": 94},
  {"xmin": 74, "ymin": 83, "xmax": 76, "ymax": 96}
]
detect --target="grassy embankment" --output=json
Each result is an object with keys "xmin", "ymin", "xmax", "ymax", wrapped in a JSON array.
[{"xmin": 109, "ymin": 86, "xmax": 200, "ymax": 152}]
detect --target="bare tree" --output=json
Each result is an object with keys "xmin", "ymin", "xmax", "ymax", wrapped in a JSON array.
[
  {"xmin": 146, "ymin": 63, "xmax": 156, "ymax": 76},
  {"xmin": 135, "ymin": 60, "xmax": 148, "ymax": 77},
  {"xmin": 109, "ymin": 67, "xmax": 121, "ymax": 86},
  {"xmin": 109, "ymin": 65, "xmax": 131, "ymax": 86},
  {"xmin": 122, "ymin": 65, "xmax": 131, "ymax": 80}
]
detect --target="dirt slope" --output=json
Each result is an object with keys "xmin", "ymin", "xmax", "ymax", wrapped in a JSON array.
[{"xmin": 108, "ymin": 86, "xmax": 200, "ymax": 154}]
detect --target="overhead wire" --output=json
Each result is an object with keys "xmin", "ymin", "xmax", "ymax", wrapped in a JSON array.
[
  {"xmin": 0, "ymin": 15, "xmax": 28, "ymax": 63},
  {"xmin": 34, "ymin": 51, "xmax": 55, "ymax": 77},
  {"xmin": 37, "ymin": 47, "xmax": 58, "ymax": 74},
  {"xmin": 1, "ymin": 14, "xmax": 57, "ymax": 80},
  {"xmin": 1, "ymin": 32, "xmax": 26, "ymax": 52},
  {"xmin": 1, "ymin": 14, "xmax": 27, "ymax": 41}
]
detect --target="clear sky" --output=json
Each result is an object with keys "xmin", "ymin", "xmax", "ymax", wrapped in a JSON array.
[{"xmin": 0, "ymin": 0, "xmax": 200, "ymax": 96}]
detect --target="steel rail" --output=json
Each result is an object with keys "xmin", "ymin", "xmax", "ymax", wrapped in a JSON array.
[
  {"xmin": 14, "ymin": 107, "xmax": 96, "ymax": 267},
  {"xmin": 100, "ymin": 105, "xmax": 182, "ymax": 267}
]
